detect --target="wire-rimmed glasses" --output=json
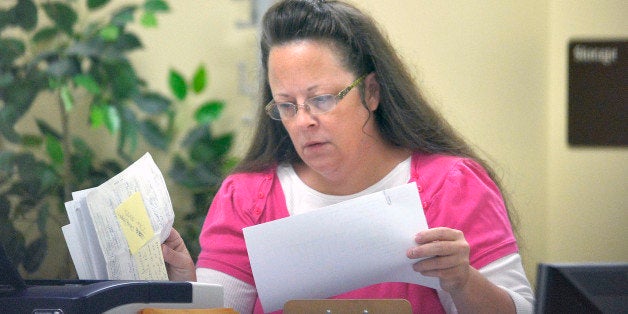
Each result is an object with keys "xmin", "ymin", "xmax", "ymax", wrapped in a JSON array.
[{"xmin": 265, "ymin": 74, "xmax": 367, "ymax": 121}]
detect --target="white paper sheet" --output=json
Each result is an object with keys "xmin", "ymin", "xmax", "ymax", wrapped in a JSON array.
[
  {"xmin": 70, "ymin": 187, "xmax": 108, "ymax": 279},
  {"xmin": 85, "ymin": 152, "xmax": 173, "ymax": 280},
  {"xmin": 61, "ymin": 224, "xmax": 91, "ymax": 279},
  {"xmin": 243, "ymin": 182, "xmax": 440, "ymax": 312}
]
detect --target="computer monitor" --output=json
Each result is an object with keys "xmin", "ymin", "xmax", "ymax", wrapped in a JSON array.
[{"xmin": 534, "ymin": 262, "xmax": 628, "ymax": 314}]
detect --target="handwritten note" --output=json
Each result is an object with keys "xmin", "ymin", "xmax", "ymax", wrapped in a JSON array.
[
  {"xmin": 134, "ymin": 236, "xmax": 168, "ymax": 280},
  {"xmin": 115, "ymin": 192, "xmax": 153, "ymax": 254},
  {"xmin": 84, "ymin": 153, "xmax": 174, "ymax": 280},
  {"xmin": 243, "ymin": 182, "xmax": 439, "ymax": 312},
  {"xmin": 114, "ymin": 191, "xmax": 168, "ymax": 280}
]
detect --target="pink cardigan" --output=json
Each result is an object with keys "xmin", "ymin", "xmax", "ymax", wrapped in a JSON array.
[{"xmin": 197, "ymin": 153, "xmax": 518, "ymax": 313}]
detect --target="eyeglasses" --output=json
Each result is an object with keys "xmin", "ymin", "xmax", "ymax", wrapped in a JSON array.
[{"xmin": 265, "ymin": 74, "xmax": 367, "ymax": 121}]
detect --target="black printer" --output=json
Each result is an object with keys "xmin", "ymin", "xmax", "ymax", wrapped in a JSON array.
[{"xmin": 0, "ymin": 244, "xmax": 223, "ymax": 313}]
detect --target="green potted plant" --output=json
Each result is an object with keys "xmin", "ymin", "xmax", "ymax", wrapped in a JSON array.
[{"xmin": 0, "ymin": 0, "xmax": 236, "ymax": 277}]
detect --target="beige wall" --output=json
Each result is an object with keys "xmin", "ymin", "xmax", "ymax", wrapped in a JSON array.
[
  {"xmin": 546, "ymin": 1, "xmax": 627, "ymax": 263},
  {"xmin": 353, "ymin": 0, "xmax": 627, "ymax": 284},
  {"xmin": 24, "ymin": 0, "xmax": 627, "ymax": 284}
]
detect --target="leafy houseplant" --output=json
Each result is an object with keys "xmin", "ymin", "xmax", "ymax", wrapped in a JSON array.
[
  {"xmin": 166, "ymin": 66, "xmax": 237, "ymax": 261},
  {"xmin": 0, "ymin": 0, "xmax": 236, "ymax": 276}
]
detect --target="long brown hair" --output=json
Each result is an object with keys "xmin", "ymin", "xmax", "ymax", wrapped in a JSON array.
[
  {"xmin": 238, "ymin": 0, "xmax": 480, "ymax": 169},
  {"xmin": 233, "ymin": 0, "xmax": 518, "ymax": 232}
]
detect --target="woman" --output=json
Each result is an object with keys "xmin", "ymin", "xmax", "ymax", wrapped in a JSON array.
[{"xmin": 162, "ymin": 1, "xmax": 534, "ymax": 313}]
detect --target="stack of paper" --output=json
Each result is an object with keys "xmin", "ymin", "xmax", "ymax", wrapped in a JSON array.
[{"xmin": 62, "ymin": 152, "xmax": 174, "ymax": 280}]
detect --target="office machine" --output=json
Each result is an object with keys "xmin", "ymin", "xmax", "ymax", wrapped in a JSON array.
[
  {"xmin": 534, "ymin": 262, "xmax": 628, "ymax": 314},
  {"xmin": 1, "ymin": 244, "xmax": 223, "ymax": 313}
]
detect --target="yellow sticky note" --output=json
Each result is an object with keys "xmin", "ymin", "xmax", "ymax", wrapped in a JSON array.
[{"xmin": 115, "ymin": 192, "xmax": 154, "ymax": 254}]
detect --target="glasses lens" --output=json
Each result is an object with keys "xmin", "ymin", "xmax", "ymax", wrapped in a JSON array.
[
  {"xmin": 306, "ymin": 94, "xmax": 336, "ymax": 114},
  {"xmin": 271, "ymin": 102, "xmax": 295, "ymax": 120}
]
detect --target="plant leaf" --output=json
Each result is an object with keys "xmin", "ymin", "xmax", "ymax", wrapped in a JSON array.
[
  {"xmin": 65, "ymin": 38, "xmax": 105, "ymax": 58},
  {"xmin": 0, "ymin": 10, "xmax": 8, "ymax": 29},
  {"xmin": 60, "ymin": 84, "xmax": 74, "ymax": 111},
  {"xmin": 0, "ymin": 195, "xmax": 11, "ymax": 221},
  {"xmin": 1, "ymin": 80, "xmax": 39, "ymax": 124},
  {"xmin": 134, "ymin": 92, "xmax": 171, "ymax": 114},
  {"xmin": 87, "ymin": 0, "xmax": 110, "ymax": 10},
  {"xmin": 13, "ymin": 0, "xmax": 38, "ymax": 31},
  {"xmin": 70, "ymin": 137, "xmax": 94, "ymax": 183},
  {"xmin": 139, "ymin": 120, "xmax": 170, "ymax": 150},
  {"xmin": 45, "ymin": 134, "xmax": 64, "ymax": 165},
  {"xmin": 72, "ymin": 137, "xmax": 94, "ymax": 160},
  {"xmin": 47, "ymin": 57, "xmax": 81, "ymax": 79},
  {"xmin": 140, "ymin": 11, "xmax": 157, "ymax": 28},
  {"xmin": 89, "ymin": 103, "xmax": 106, "ymax": 128},
  {"xmin": 114, "ymin": 33, "xmax": 142, "ymax": 51},
  {"xmin": 0, "ymin": 72, "xmax": 13, "ymax": 88},
  {"xmin": 169, "ymin": 69, "xmax": 187, "ymax": 100},
  {"xmin": 0, "ymin": 230, "xmax": 25, "ymax": 267},
  {"xmin": 0, "ymin": 38, "xmax": 26, "ymax": 66},
  {"xmin": 194, "ymin": 100, "xmax": 225, "ymax": 124},
  {"xmin": 42, "ymin": 2, "xmax": 77, "ymax": 35},
  {"xmin": 107, "ymin": 61, "xmax": 138, "ymax": 99},
  {"xmin": 20, "ymin": 134, "xmax": 42, "ymax": 146},
  {"xmin": 110, "ymin": 5, "xmax": 136, "ymax": 26},
  {"xmin": 35, "ymin": 119, "xmax": 61, "ymax": 139},
  {"xmin": 191, "ymin": 162, "xmax": 223, "ymax": 186},
  {"xmin": 0, "ymin": 125, "xmax": 20, "ymax": 144},
  {"xmin": 0, "ymin": 151, "xmax": 16, "ymax": 176},
  {"xmin": 99, "ymin": 25, "xmax": 119, "ymax": 42},
  {"xmin": 168, "ymin": 155, "xmax": 193, "ymax": 187},
  {"xmin": 32, "ymin": 27, "xmax": 59, "ymax": 43},
  {"xmin": 104, "ymin": 105, "xmax": 121, "ymax": 134},
  {"xmin": 181, "ymin": 125, "xmax": 210, "ymax": 148},
  {"xmin": 36, "ymin": 204, "xmax": 50, "ymax": 233},
  {"xmin": 209, "ymin": 133, "xmax": 234, "ymax": 159},
  {"xmin": 73, "ymin": 74, "xmax": 101, "ymax": 94},
  {"xmin": 40, "ymin": 167, "xmax": 58, "ymax": 193},
  {"xmin": 192, "ymin": 64, "xmax": 206, "ymax": 94},
  {"xmin": 23, "ymin": 237, "xmax": 47, "ymax": 273},
  {"xmin": 144, "ymin": 0, "xmax": 169, "ymax": 12},
  {"xmin": 118, "ymin": 107, "xmax": 138, "ymax": 155}
]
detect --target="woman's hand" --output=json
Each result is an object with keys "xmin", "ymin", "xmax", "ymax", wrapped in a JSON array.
[
  {"xmin": 162, "ymin": 228, "xmax": 197, "ymax": 281},
  {"xmin": 406, "ymin": 227, "xmax": 471, "ymax": 293},
  {"xmin": 407, "ymin": 227, "xmax": 516, "ymax": 313}
]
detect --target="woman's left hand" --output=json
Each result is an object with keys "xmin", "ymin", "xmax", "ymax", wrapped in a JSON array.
[
  {"xmin": 406, "ymin": 227, "xmax": 471, "ymax": 293},
  {"xmin": 162, "ymin": 227, "xmax": 197, "ymax": 281}
]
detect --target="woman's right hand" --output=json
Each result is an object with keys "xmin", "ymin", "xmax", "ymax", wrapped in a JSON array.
[{"xmin": 161, "ymin": 227, "xmax": 197, "ymax": 281}]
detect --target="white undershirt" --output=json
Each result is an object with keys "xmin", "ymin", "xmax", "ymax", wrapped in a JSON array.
[
  {"xmin": 197, "ymin": 159, "xmax": 534, "ymax": 313},
  {"xmin": 277, "ymin": 157, "xmax": 412, "ymax": 215}
]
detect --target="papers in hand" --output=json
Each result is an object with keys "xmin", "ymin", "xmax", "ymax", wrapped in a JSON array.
[
  {"xmin": 62, "ymin": 152, "xmax": 174, "ymax": 280},
  {"xmin": 243, "ymin": 182, "xmax": 440, "ymax": 312}
]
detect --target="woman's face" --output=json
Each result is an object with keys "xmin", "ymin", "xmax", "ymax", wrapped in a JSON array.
[{"xmin": 267, "ymin": 40, "xmax": 380, "ymax": 181}]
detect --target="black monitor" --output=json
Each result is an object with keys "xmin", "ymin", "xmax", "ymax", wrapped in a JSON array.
[{"xmin": 534, "ymin": 263, "xmax": 628, "ymax": 314}]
